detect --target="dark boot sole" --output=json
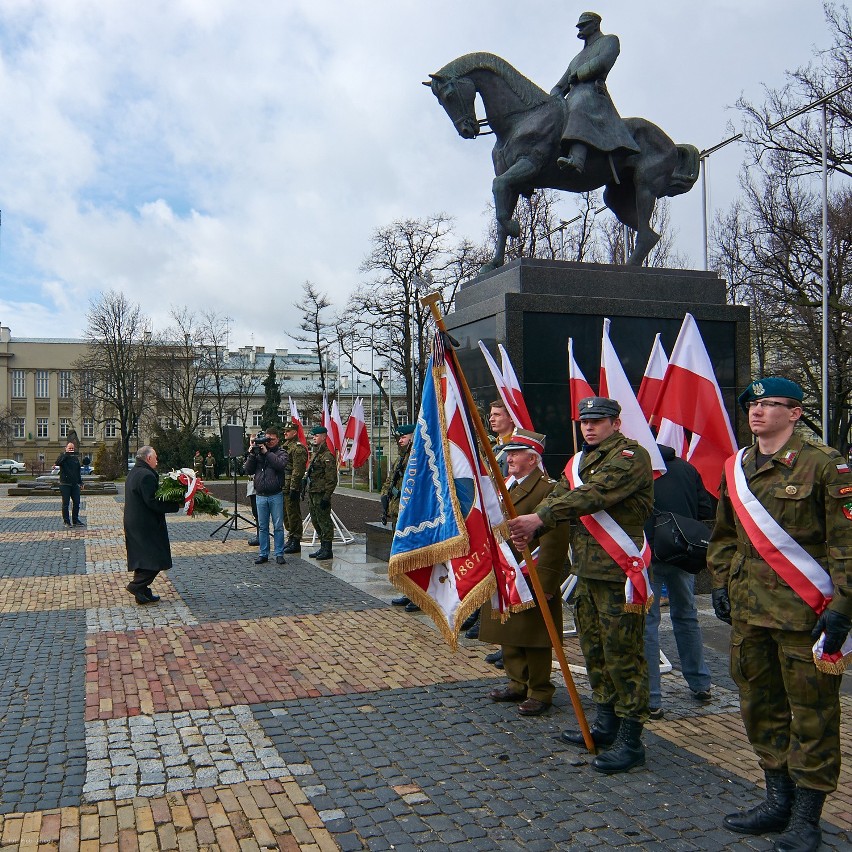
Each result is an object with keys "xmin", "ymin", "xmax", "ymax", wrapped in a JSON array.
[{"xmin": 591, "ymin": 754, "xmax": 645, "ymax": 774}]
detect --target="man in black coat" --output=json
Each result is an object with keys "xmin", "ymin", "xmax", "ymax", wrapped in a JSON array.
[
  {"xmin": 56, "ymin": 441, "xmax": 84, "ymax": 527},
  {"xmin": 124, "ymin": 445, "xmax": 182, "ymax": 605}
]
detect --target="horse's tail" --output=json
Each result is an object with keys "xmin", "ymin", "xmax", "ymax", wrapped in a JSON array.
[{"xmin": 663, "ymin": 144, "xmax": 700, "ymax": 197}]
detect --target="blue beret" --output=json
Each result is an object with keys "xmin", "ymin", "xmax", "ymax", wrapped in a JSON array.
[
  {"xmin": 737, "ymin": 377, "xmax": 804, "ymax": 412},
  {"xmin": 395, "ymin": 424, "xmax": 415, "ymax": 436},
  {"xmin": 310, "ymin": 426, "xmax": 328, "ymax": 435},
  {"xmin": 578, "ymin": 396, "xmax": 621, "ymax": 420}
]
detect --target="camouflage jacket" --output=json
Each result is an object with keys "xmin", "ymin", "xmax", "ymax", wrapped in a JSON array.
[
  {"xmin": 381, "ymin": 443, "xmax": 412, "ymax": 519},
  {"xmin": 306, "ymin": 443, "xmax": 337, "ymax": 499},
  {"xmin": 708, "ymin": 433, "xmax": 852, "ymax": 629},
  {"xmin": 534, "ymin": 431, "xmax": 654, "ymax": 581},
  {"xmin": 283, "ymin": 437, "xmax": 308, "ymax": 493}
]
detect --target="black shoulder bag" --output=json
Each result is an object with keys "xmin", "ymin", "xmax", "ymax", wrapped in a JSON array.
[{"xmin": 651, "ymin": 510, "xmax": 711, "ymax": 574}]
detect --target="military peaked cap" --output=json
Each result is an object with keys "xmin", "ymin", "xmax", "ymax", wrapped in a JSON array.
[
  {"xmin": 578, "ymin": 396, "xmax": 621, "ymax": 420},
  {"xmin": 577, "ymin": 11, "xmax": 602, "ymax": 26},
  {"xmin": 283, "ymin": 419, "xmax": 300, "ymax": 431},
  {"xmin": 502, "ymin": 429, "xmax": 546, "ymax": 455},
  {"xmin": 737, "ymin": 377, "xmax": 804, "ymax": 412}
]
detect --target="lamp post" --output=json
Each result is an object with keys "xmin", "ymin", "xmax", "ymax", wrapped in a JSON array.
[{"xmin": 376, "ymin": 368, "xmax": 385, "ymax": 487}]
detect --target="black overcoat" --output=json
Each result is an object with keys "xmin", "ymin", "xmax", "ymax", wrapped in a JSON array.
[{"xmin": 124, "ymin": 460, "xmax": 181, "ymax": 572}]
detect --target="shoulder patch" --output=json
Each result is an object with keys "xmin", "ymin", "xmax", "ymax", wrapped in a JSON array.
[
  {"xmin": 621, "ymin": 449, "xmax": 634, "ymax": 458},
  {"xmin": 837, "ymin": 461, "xmax": 850, "ymax": 475}
]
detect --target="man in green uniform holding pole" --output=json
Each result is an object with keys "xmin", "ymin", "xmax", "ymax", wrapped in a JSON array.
[
  {"xmin": 282, "ymin": 419, "xmax": 308, "ymax": 554},
  {"xmin": 306, "ymin": 426, "xmax": 337, "ymax": 561}
]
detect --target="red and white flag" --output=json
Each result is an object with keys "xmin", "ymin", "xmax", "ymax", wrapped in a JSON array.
[
  {"xmin": 342, "ymin": 397, "xmax": 371, "ymax": 468},
  {"xmin": 321, "ymin": 394, "xmax": 336, "ymax": 454},
  {"xmin": 651, "ymin": 313, "xmax": 737, "ymax": 496},
  {"xmin": 638, "ymin": 335, "xmax": 687, "ymax": 457},
  {"xmin": 288, "ymin": 397, "xmax": 307, "ymax": 448},
  {"xmin": 568, "ymin": 338, "xmax": 595, "ymax": 421},
  {"xmin": 599, "ymin": 319, "xmax": 666, "ymax": 475},
  {"xmin": 330, "ymin": 399, "xmax": 345, "ymax": 458},
  {"xmin": 477, "ymin": 341, "xmax": 534, "ymax": 430}
]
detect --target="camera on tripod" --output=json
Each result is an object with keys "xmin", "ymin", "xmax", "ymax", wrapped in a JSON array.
[{"xmin": 249, "ymin": 431, "xmax": 269, "ymax": 455}]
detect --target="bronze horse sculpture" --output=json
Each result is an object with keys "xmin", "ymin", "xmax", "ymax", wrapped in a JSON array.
[{"xmin": 426, "ymin": 53, "xmax": 699, "ymax": 270}]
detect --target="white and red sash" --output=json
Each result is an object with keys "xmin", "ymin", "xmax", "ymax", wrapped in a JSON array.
[
  {"xmin": 726, "ymin": 448, "xmax": 852, "ymax": 674},
  {"xmin": 566, "ymin": 452, "xmax": 652, "ymax": 612}
]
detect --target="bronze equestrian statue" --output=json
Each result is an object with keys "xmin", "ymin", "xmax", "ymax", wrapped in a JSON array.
[{"xmin": 426, "ymin": 12, "xmax": 699, "ymax": 270}]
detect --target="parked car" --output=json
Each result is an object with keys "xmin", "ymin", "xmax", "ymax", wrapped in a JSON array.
[{"xmin": 0, "ymin": 459, "xmax": 24, "ymax": 474}]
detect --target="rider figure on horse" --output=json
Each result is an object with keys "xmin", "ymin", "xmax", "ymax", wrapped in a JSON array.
[{"xmin": 550, "ymin": 11, "xmax": 639, "ymax": 175}]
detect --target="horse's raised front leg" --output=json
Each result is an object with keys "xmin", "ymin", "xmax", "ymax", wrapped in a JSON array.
[{"xmin": 482, "ymin": 157, "xmax": 539, "ymax": 272}]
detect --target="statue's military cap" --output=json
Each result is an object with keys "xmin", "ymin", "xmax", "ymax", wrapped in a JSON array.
[
  {"xmin": 737, "ymin": 377, "xmax": 804, "ymax": 412},
  {"xmin": 578, "ymin": 396, "xmax": 621, "ymax": 420},
  {"xmin": 395, "ymin": 424, "xmax": 416, "ymax": 436},
  {"xmin": 310, "ymin": 425, "xmax": 328, "ymax": 435},
  {"xmin": 577, "ymin": 11, "xmax": 602, "ymax": 26}
]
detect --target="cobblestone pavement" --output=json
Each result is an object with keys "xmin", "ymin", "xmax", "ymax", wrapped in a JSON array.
[{"xmin": 0, "ymin": 492, "xmax": 850, "ymax": 851}]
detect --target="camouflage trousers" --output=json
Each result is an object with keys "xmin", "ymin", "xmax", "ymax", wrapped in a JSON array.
[
  {"xmin": 309, "ymin": 494, "xmax": 334, "ymax": 542},
  {"xmin": 731, "ymin": 620, "xmax": 842, "ymax": 792},
  {"xmin": 284, "ymin": 491, "xmax": 303, "ymax": 540},
  {"xmin": 574, "ymin": 576, "xmax": 649, "ymax": 721}
]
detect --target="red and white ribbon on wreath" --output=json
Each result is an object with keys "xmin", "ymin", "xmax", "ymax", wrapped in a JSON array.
[
  {"xmin": 565, "ymin": 453, "xmax": 652, "ymax": 612},
  {"xmin": 170, "ymin": 468, "xmax": 204, "ymax": 516},
  {"xmin": 726, "ymin": 449, "xmax": 852, "ymax": 674}
]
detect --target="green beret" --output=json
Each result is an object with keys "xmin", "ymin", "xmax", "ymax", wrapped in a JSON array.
[
  {"xmin": 310, "ymin": 426, "xmax": 328, "ymax": 435},
  {"xmin": 395, "ymin": 424, "xmax": 415, "ymax": 436},
  {"xmin": 578, "ymin": 396, "xmax": 621, "ymax": 420},
  {"xmin": 737, "ymin": 377, "xmax": 804, "ymax": 412}
]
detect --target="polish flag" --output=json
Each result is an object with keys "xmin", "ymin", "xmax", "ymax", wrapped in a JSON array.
[
  {"xmin": 599, "ymin": 319, "xmax": 666, "ymax": 474},
  {"xmin": 651, "ymin": 313, "xmax": 737, "ymax": 496},
  {"xmin": 321, "ymin": 394, "xmax": 335, "ymax": 453},
  {"xmin": 288, "ymin": 397, "xmax": 307, "ymax": 448},
  {"xmin": 639, "ymin": 335, "xmax": 687, "ymax": 457},
  {"xmin": 330, "ymin": 399, "xmax": 345, "ymax": 459},
  {"xmin": 568, "ymin": 338, "xmax": 595, "ymax": 421},
  {"xmin": 477, "ymin": 341, "xmax": 534, "ymax": 430},
  {"xmin": 342, "ymin": 397, "xmax": 371, "ymax": 468}
]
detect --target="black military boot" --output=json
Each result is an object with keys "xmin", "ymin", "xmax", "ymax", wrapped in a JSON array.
[
  {"xmin": 724, "ymin": 770, "xmax": 795, "ymax": 835},
  {"xmin": 773, "ymin": 787, "xmax": 826, "ymax": 852},
  {"xmin": 561, "ymin": 703, "xmax": 620, "ymax": 748},
  {"xmin": 308, "ymin": 543, "xmax": 323, "ymax": 558},
  {"xmin": 314, "ymin": 540, "xmax": 333, "ymax": 560},
  {"xmin": 591, "ymin": 718, "xmax": 645, "ymax": 773},
  {"xmin": 282, "ymin": 537, "xmax": 301, "ymax": 554}
]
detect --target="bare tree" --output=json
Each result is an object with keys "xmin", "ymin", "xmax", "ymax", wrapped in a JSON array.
[
  {"xmin": 74, "ymin": 291, "xmax": 154, "ymax": 470},
  {"xmin": 593, "ymin": 200, "xmax": 687, "ymax": 267},
  {"xmin": 291, "ymin": 282, "xmax": 335, "ymax": 395},
  {"xmin": 197, "ymin": 310, "xmax": 232, "ymax": 438}
]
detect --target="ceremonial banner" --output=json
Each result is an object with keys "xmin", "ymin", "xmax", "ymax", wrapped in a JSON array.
[
  {"xmin": 342, "ymin": 397, "xmax": 371, "ymax": 468},
  {"xmin": 477, "ymin": 341, "xmax": 534, "ymax": 430},
  {"xmin": 389, "ymin": 350, "xmax": 512, "ymax": 647}
]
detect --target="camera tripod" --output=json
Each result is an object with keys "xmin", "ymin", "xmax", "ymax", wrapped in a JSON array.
[{"xmin": 211, "ymin": 456, "xmax": 257, "ymax": 542}]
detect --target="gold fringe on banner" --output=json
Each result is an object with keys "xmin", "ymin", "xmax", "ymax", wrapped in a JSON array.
[{"xmin": 813, "ymin": 649, "xmax": 851, "ymax": 675}]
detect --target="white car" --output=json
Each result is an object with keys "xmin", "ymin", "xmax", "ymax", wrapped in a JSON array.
[{"xmin": 0, "ymin": 459, "xmax": 24, "ymax": 474}]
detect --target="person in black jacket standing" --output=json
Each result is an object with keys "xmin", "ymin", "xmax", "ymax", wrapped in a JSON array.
[
  {"xmin": 56, "ymin": 441, "xmax": 84, "ymax": 527},
  {"xmin": 643, "ymin": 443, "xmax": 716, "ymax": 718},
  {"xmin": 244, "ymin": 426, "xmax": 289, "ymax": 565},
  {"xmin": 124, "ymin": 446, "xmax": 182, "ymax": 605}
]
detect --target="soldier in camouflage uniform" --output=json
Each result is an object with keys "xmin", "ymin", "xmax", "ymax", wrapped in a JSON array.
[
  {"xmin": 708, "ymin": 377, "xmax": 852, "ymax": 852},
  {"xmin": 381, "ymin": 424, "xmax": 414, "ymax": 527},
  {"xmin": 192, "ymin": 451, "xmax": 203, "ymax": 476},
  {"xmin": 282, "ymin": 420, "xmax": 308, "ymax": 554},
  {"xmin": 306, "ymin": 426, "xmax": 337, "ymax": 561},
  {"xmin": 508, "ymin": 397, "xmax": 654, "ymax": 774}
]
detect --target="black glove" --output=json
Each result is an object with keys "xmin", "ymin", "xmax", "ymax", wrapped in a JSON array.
[
  {"xmin": 320, "ymin": 498, "xmax": 331, "ymax": 511},
  {"xmin": 711, "ymin": 588, "xmax": 732, "ymax": 624},
  {"xmin": 811, "ymin": 609, "xmax": 852, "ymax": 655},
  {"xmin": 289, "ymin": 489, "xmax": 300, "ymax": 501}
]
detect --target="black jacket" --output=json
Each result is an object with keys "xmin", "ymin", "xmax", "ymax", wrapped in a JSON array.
[
  {"xmin": 123, "ymin": 460, "xmax": 182, "ymax": 571},
  {"xmin": 244, "ymin": 443, "xmax": 289, "ymax": 496},
  {"xmin": 55, "ymin": 451, "xmax": 82, "ymax": 486}
]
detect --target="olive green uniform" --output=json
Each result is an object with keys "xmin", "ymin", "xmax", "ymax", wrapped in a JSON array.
[
  {"xmin": 480, "ymin": 469, "xmax": 570, "ymax": 702},
  {"xmin": 283, "ymin": 437, "xmax": 308, "ymax": 540},
  {"xmin": 708, "ymin": 434, "xmax": 852, "ymax": 792},
  {"xmin": 535, "ymin": 431, "xmax": 654, "ymax": 720},
  {"xmin": 204, "ymin": 455, "xmax": 215, "ymax": 479},
  {"xmin": 306, "ymin": 443, "xmax": 337, "ymax": 542},
  {"xmin": 193, "ymin": 454, "xmax": 203, "ymax": 475},
  {"xmin": 381, "ymin": 443, "xmax": 412, "ymax": 526}
]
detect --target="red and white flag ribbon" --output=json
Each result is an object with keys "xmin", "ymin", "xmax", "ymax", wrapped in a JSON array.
[{"xmin": 170, "ymin": 468, "xmax": 203, "ymax": 516}]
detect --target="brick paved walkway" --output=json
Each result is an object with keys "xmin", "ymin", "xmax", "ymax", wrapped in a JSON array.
[{"xmin": 0, "ymin": 493, "xmax": 849, "ymax": 851}]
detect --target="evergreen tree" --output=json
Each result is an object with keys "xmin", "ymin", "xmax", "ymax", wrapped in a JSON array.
[{"xmin": 260, "ymin": 357, "xmax": 281, "ymax": 429}]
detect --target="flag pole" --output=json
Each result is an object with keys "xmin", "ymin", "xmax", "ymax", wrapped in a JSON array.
[{"xmin": 421, "ymin": 293, "xmax": 595, "ymax": 754}]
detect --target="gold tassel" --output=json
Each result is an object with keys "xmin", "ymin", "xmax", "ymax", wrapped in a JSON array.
[{"xmin": 813, "ymin": 649, "xmax": 851, "ymax": 675}]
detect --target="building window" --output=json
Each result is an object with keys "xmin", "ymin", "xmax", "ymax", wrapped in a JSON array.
[
  {"xmin": 226, "ymin": 411, "xmax": 239, "ymax": 426},
  {"xmin": 59, "ymin": 371, "xmax": 72, "ymax": 398},
  {"xmin": 83, "ymin": 418, "xmax": 94, "ymax": 438},
  {"xmin": 36, "ymin": 370, "xmax": 49, "ymax": 398},
  {"xmin": 81, "ymin": 372, "xmax": 95, "ymax": 398},
  {"xmin": 36, "ymin": 417, "xmax": 49, "ymax": 438},
  {"xmin": 200, "ymin": 410, "xmax": 212, "ymax": 428},
  {"xmin": 12, "ymin": 417, "xmax": 24, "ymax": 439},
  {"xmin": 252, "ymin": 410, "xmax": 263, "ymax": 427},
  {"xmin": 11, "ymin": 370, "xmax": 25, "ymax": 398},
  {"xmin": 373, "ymin": 410, "xmax": 384, "ymax": 427},
  {"xmin": 60, "ymin": 418, "xmax": 72, "ymax": 438},
  {"xmin": 105, "ymin": 420, "xmax": 117, "ymax": 439}
]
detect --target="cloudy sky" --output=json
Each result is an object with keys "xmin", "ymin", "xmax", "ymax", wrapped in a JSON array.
[{"xmin": 0, "ymin": 1, "xmax": 834, "ymax": 350}]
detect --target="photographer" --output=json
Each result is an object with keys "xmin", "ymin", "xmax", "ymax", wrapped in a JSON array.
[
  {"xmin": 56, "ymin": 441, "xmax": 84, "ymax": 527},
  {"xmin": 243, "ymin": 426, "xmax": 289, "ymax": 565}
]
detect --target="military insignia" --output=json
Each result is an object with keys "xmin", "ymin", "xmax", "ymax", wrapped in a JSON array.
[
  {"xmin": 780, "ymin": 450, "xmax": 798, "ymax": 466},
  {"xmin": 839, "ymin": 486, "xmax": 852, "ymax": 495},
  {"xmin": 585, "ymin": 399, "xmax": 594, "ymax": 408},
  {"xmin": 785, "ymin": 485, "xmax": 797, "ymax": 495},
  {"xmin": 621, "ymin": 449, "xmax": 634, "ymax": 458},
  {"xmin": 836, "ymin": 461, "xmax": 850, "ymax": 474},
  {"xmin": 843, "ymin": 502, "xmax": 852, "ymax": 521},
  {"xmin": 752, "ymin": 381, "xmax": 765, "ymax": 396}
]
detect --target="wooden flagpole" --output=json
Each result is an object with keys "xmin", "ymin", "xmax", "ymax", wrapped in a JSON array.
[{"xmin": 421, "ymin": 294, "xmax": 595, "ymax": 754}]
